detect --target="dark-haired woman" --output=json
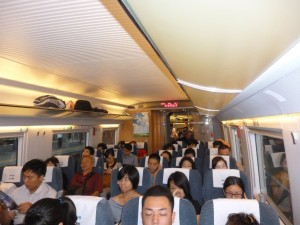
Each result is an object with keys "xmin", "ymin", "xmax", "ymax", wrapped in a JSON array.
[
  {"xmin": 212, "ymin": 156, "xmax": 228, "ymax": 169},
  {"xmin": 179, "ymin": 156, "xmax": 196, "ymax": 170},
  {"xmin": 226, "ymin": 213, "xmax": 259, "ymax": 225},
  {"xmin": 223, "ymin": 176, "xmax": 247, "ymax": 199}
]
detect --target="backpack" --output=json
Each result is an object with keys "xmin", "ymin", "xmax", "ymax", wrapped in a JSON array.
[{"xmin": 33, "ymin": 95, "xmax": 66, "ymax": 109}]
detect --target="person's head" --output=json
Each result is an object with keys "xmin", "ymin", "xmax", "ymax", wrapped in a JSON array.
[
  {"xmin": 226, "ymin": 213, "xmax": 259, "ymax": 225},
  {"xmin": 22, "ymin": 159, "xmax": 47, "ymax": 193},
  {"xmin": 117, "ymin": 165, "xmax": 139, "ymax": 193},
  {"xmin": 218, "ymin": 145, "xmax": 231, "ymax": 156},
  {"xmin": 163, "ymin": 143, "xmax": 175, "ymax": 151},
  {"xmin": 167, "ymin": 172, "xmax": 192, "ymax": 200},
  {"xmin": 213, "ymin": 140, "xmax": 223, "ymax": 148},
  {"xmin": 142, "ymin": 185, "xmax": 175, "ymax": 225},
  {"xmin": 161, "ymin": 151, "xmax": 172, "ymax": 162},
  {"xmin": 81, "ymin": 146, "xmax": 95, "ymax": 157},
  {"xmin": 97, "ymin": 143, "xmax": 107, "ymax": 153},
  {"xmin": 123, "ymin": 143, "xmax": 132, "ymax": 156},
  {"xmin": 178, "ymin": 157, "xmax": 196, "ymax": 169},
  {"xmin": 184, "ymin": 148, "xmax": 196, "ymax": 158},
  {"xmin": 280, "ymin": 153, "xmax": 287, "ymax": 171},
  {"xmin": 212, "ymin": 156, "xmax": 228, "ymax": 169},
  {"xmin": 187, "ymin": 139, "xmax": 198, "ymax": 148},
  {"xmin": 223, "ymin": 176, "xmax": 246, "ymax": 199},
  {"xmin": 45, "ymin": 157, "xmax": 60, "ymax": 167},
  {"xmin": 148, "ymin": 153, "xmax": 161, "ymax": 175},
  {"xmin": 104, "ymin": 148, "xmax": 116, "ymax": 164},
  {"xmin": 118, "ymin": 140, "xmax": 125, "ymax": 148},
  {"xmin": 80, "ymin": 155, "xmax": 94, "ymax": 172},
  {"xmin": 24, "ymin": 197, "xmax": 77, "ymax": 225}
]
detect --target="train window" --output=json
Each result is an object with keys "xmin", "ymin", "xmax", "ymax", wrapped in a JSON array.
[
  {"xmin": 256, "ymin": 135, "xmax": 293, "ymax": 224},
  {"xmin": 0, "ymin": 137, "xmax": 18, "ymax": 167},
  {"xmin": 52, "ymin": 132, "xmax": 87, "ymax": 157},
  {"xmin": 229, "ymin": 126, "xmax": 243, "ymax": 166}
]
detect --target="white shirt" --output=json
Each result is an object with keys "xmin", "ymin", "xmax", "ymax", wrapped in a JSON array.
[{"xmin": 9, "ymin": 182, "xmax": 57, "ymax": 225}]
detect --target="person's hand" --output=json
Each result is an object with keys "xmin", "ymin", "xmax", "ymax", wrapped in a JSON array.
[
  {"xmin": 172, "ymin": 188, "xmax": 184, "ymax": 198},
  {"xmin": 17, "ymin": 202, "xmax": 32, "ymax": 214},
  {"xmin": 0, "ymin": 199, "xmax": 7, "ymax": 212}
]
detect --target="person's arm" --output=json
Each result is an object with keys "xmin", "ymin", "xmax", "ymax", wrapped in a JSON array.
[
  {"xmin": 0, "ymin": 200, "xmax": 15, "ymax": 225},
  {"xmin": 17, "ymin": 202, "xmax": 32, "ymax": 214},
  {"xmin": 90, "ymin": 174, "xmax": 102, "ymax": 196}
]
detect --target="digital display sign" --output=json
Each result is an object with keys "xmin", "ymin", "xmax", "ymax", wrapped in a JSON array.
[{"xmin": 160, "ymin": 102, "xmax": 178, "ymax": 108}]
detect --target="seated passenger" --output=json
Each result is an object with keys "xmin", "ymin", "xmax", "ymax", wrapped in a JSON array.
[
  {"xmin": 68, "ymin": 156, "xmax": 102, "ymax": 196},
  {"xmin": 147, "ymin": 153, "xmax": 161, "ymax": 185},
  {"xmin": 212, "ymin": 156, "xmax": 228, "ymax": 169},
  {"xmin": 184, "ymin": 148, "xmax": 196, "ymax": 158},
  {"xmin": 96, "ymin": 142, "xmax": 107, "ymax": 157},
  {"xmin": 187, "ymin": 138, "xmax": 199, "ymax": 149},
  {"xmin": 81, "ymin": 146, "xmax": 95, "ymax": 157},
  {"xmin": 109, "ymin": 165, "xmax": 140, "ymax": 224},
  {"xmin": 142, "ymin": 185, "xmax": 175, "ymax": 225},
  {"xmin": 0, "ymin": 200, "xmax": 13, "ymax": 225},
  {"xmin": 45, "ymin": 156, "xmax": 68, "ymax": 191},
  {"xmin": 179, "ymin": 157, "xmax": 196, "ymax": 170},
  {"xmin": 218, "ymin": 145, "xmax": 243, "ymax": 170},
  {"xmin": 223, "ymin": 176, "xmax": 247, "ymax": 199},
  {"xmin": 161, "ymin": 150, "xmax": 172, "ymax": 167},
  {"xmin": 167, "ymin": 171, "xmax": 201, "ymax": 224},
  {"xmin": 226, "ymin": 213, "xmax": 259, "ymax": 225},
  {"xmin": 24, "ymin": 197, "xmax": 77, "ymax": 225},
  {"xmin": 122, "ymin": 143, "xmax": 138, "ymax": 166},
  {"xmin": 3, "ymin": 159, "xmax": 57, "ymax": 225},
  {"xmin": 163, "ymin": 143, "xmax": 175, "ymax": 151}
]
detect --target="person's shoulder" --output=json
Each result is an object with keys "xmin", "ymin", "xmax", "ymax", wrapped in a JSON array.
[{"xmin": 41, "ymin": 183, "xmax": 57, "ymax": 197}]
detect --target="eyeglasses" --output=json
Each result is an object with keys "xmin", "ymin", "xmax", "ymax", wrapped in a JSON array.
[
  {"xmin": 224, "ymin": 191, "xmax": 243, "ymax": 198},
  {"xmin": 227, "ymin": 213, "xmax": 258, "ymax": 224}
]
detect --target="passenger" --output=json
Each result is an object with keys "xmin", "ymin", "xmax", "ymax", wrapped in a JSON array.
[
  {"xmin": 0, "ymin": 200, "xmax": 14, "ymax": 225},
  {"xmin": 68, "ymin": 155, "xmax": 102, "ymax": 196},
  {"xmin": 160, "ymin": 150, "xmax": 172, "ymax": 167},
  {"xmin": 162, "ymin": 143, "xmax": 175, "ymax": 151},
  {"xmin": 212, "ymin": 156, "xmax": 228, "ymax": 169},
  {"xmin": 142, "ymin": 185, "xmax": 175, "ymax": 225},
  {"xmin": 186, "ymin": 138, "xmax": 198, "ymax": 149},
  {"xmin": 117, "ymin": 140, "xmax": 125, "ymax": 149},
  {"xmin": 184, "ymin": 148, "xmax": 196, "ymax": 158},
  {"xmin": 218, "ymin": 145, "xmax": 243, "ymax": 170},
  {"xmin": 170, "ymin": 127, "xmax": 179, "ymax": 142},
  {"xmin": 45, "ymin": 156, "xmax": 68, "ymax": 191},
  {"xmin": 103, "ymin": 149, "xmax": 122, "ymax": 195},
  {"xmin": 122, "ymin": 143, "xmax": 138, "ymax": 166},
  {"xmin": 81, "ymin": 146, "xmax": 95, "ymax": 157},
  {"xmin": 167, "ymin": 171, "xmax": 201, "ymax": 224},
  {"xmin": 178, "ymin": 157, "xmax": 196, "ymax": 170},
  {"xmin": 109, "ymin": 165, "xmax": 140, "ymax": 224},
  {"xmin": 4, "ymin": 159, "xmax": 57, "ymax": 225},
  {"xmin": 24, "ymin": 197, "xmax": 77, "ymax": 225},
  {"xmin": 147, "ymin": 153, "xmax": 161, "ymax": 185},
  {"xmin": 96, "ymin": 142, "xmax": 107, "ymax": 157},
  {"xmin": 213, "ymin": 139, "xmax": 230, "ymax": 148},
  {"xmin": 223, "ymin": 176, "xmax": 247, "ymax": 199},
  {"xmin": 225, "ymin": 213, "xmax": 259, "ymax": 225}
]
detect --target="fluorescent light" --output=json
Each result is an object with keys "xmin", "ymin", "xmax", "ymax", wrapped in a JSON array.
[
  {"xmin": 195, "ymin": 105, "xmax": 220, "ymax": 112},
  {"xmin": 177, "ymin": 79, "xmax": 242, "ymax": 93},
  {"xmin": 264, "ymin": 90, "xmax": 286, "ymax": 102}
]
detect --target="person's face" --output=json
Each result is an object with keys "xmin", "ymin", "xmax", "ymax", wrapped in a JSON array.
[
  {"xmin": 47, "ymin": 161, "xmax": 55, "ymax": 167},
  {"xmin": 81, "ymin": 157, "xmax": 93, "ymax": 172},
  {"xmin": 224, "ymin": 184, "xmax": 243, "ymax": 199},
  {"xmin": 123, "ymin": 148, "xmax": 131, "ymax": 156},
  {"xmin": 97, "ymin": 146, "xmax": 104, "ymax": 153},
  {"xmin": 142, "ymin": 196, "xmax": 175, "ymax": 225},
  {"xmin": 169, "ymin": 181, "xmax": 185, "ymax": 198},
  {"xmin": 182, "ymin": 160, "xmax": 192, "ymax": 169},
  {"xmin": 215, "ymin": 160, "xmax": 227, "ymax": 169},
  {"xmin": 23, "ymin": 170, "xmax": 44, "ymax": 193},
  {"xmin": 118, "ymin": 174, "xmax": 133, "ymax": 193},
  {"xmin": 148, "ymin": 158, "xmax": 160, "ymax": 174},
  {"xmin": 82, "ymin": 148, "xmax": 92, "ymax": 156},
  {"xmin": 161, "ymin": 153, "xmax": 170, "ymax": 162},
  {"xmin": 218, "ymin": 148, "xmax": 230, "ymax": 156},
  {"xmin": 106, "ymin": 154, "xmax": 115, "ymax": 164}
]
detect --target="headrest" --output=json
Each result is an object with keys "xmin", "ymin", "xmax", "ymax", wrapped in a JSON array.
[
  {"xmin": 55, "ymin": 155, "xmax": 70, "ymax": 167},
  {"xmin": 208, "ymin": 141, "xmax": 213, "ymax": 149},
  {"xmin": 136, "ymin": 167, "xmax": 144, "ymax": 186},
  {"xmin": 145, "ymin": 156, "xmax": 164, "ymax": 167},
  {"xmin": 106, "ymin": 144, "xmax": 115, "ymax": 149},
  {"xmin": 209, "ymin": 148, "xmax": 218, "ymax": 156},
  {"xmin": 0, "ymin": 182, "xmax": 17, "ymax": 194},
  {"xmin": 182, "ymin": 148, "xmax": 198, "ymax": 157},
  {"xmin": 113, "ymin": 149, "xmax": 118, "ymax": 158},
  {"xmin": 210, "ymin": 155, "xmax": 230, "ymax": 168},
  {"xmin": 271, "ymin": 152, "xmax": 285, "ymax": 167},
  {"xmin": 264, "ymin": 145, "xmax": 273, "ymax": 153},
  {"xmin": 158, "ymin": 150, "xmax": 173, "ymax": 156},
  {"xmin": 177, "ymin": 141, "xmax": 183, "ymax": 146},
  {"xmin": 212, "ymin": 169, "xmax": 240, "ymax": 188},
  {"xmin": 137, "ymin": 196, "xmax": 180, "ymax": 225},
  {"xmin": 68, "ymin": 195, "xmax": 104, "ymax": 225},
  {"xmin": 213, "ymin": 199, "xmax": 260, "ymax": 225},
  {"xmin": 2, "ymin": 166, "xmax": 22, "ymax": 183},
  {"xmin": 44, "ymin": 167, "xmax": 54, "ymax": 182},
  {"xmin": 163, "ymin": 168, "xmax": 190, "ymax": 184},
  {"xmin": 173, "ymin": 144, "xmax": 178, "ymax": 152},
  {"xmin": 175, "ymin": 157, "xmax": 195, "ymax": 167},
  {"xmin": 136, "ymin": 142, "xmax": 144, "ymax": 149}
]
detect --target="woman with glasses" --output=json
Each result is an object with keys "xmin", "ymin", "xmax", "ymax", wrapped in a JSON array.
[
  {"xmin": 223, "ymin": 176, "xmax": 247, "ymax": 199},
  {"xmin": 226, "ymin": 213, "xmax": 259, "ymax": 225}
]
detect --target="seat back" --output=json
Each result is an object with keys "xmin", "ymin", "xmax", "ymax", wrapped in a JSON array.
[
  {"xmin": 121, "ymin": 196, "xmax": 197, "ymax": 225},
  {"xmin": 44, "ymin": 166, "xmax": 63, "ymax": 195},
  {"xmin": 55, "ymin": 155, "xmax": 75, "ymax": 184},
  {"xmin": 155, "ymin": 168, "xmax": 203, "ymax": 204},
  {"xmin": 1, "ymin": 166, "xmax": 23, "ymax": 187},
  {"xmin": 68, "ymin": 195, "xmax": 114, "ymax": 225},
  {"xmin": 200, "ymin": 198, "xmax": 279, "ymax": 225},
  {"xmin": 110, "ymin": 167, "xmax": 152, "ymax": 197},
  {"xmin": 139, "ymin": 156, "xmax": 169, "ymax": 168},
  {"xmin": 202, "ymin": 169, "xmax": 250, "ymax": 202}
]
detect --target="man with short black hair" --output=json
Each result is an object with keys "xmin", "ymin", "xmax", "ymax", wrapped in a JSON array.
[
  {"xmin": 122, "ymin": 143, "xmax": 138, "ymax": 166},
  {"xmin": 147, "ymin": 153, "xmax": 161, "ymax": 185}
]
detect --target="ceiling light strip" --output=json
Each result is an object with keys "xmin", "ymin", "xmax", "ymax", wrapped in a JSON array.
[
  {"xmin": 177, "ymin": 79, "xmax": 242, "ymax": 94},
  {"xmin": 195, "ymin": 105, "xmax": 220, "ymax": 112}
]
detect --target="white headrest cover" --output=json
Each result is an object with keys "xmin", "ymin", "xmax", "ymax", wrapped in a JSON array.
[
  {"xmin": 93, "ymin": 157, "xmax": 98, "ymax": 167},
  {"xmin": 2, "ymin": 166, "xmax": 22, "ymax": 182},
  {"xmin": 136, "ymin": 167, "xmax": 144, "ymax": 186},
  {"xmin": 55, "ymin": 155, "xmax": 69, "ymax": 167},
  {"xmin": 213, "ymin": 199, "xmax": 260, "ymax": 225},
  {"xmin": 173, "ymin": 144, "xmax": 178, "ymax": 152},
  {"xmin": 212, "ymin": 169, "xmax": 240, "ymax": 188},
  {"xmin": 113, "ymin": 149, "xmax": 118, "ymax": 158},
  {"xmin": 209, "ymin": 148, "xmax": 218, "ymax": 156},
  {"xmin": 145, "ymin": 156, "xmax": 164, "ymax": 167},
  {"xmin": 210, "ymin": 155, "xmax": 230, "ymax": 168},
  {"xmin": 44, "ymin": 167, "xmax": 54, "ymax": 182},
  {"xmin": 163, "ymin": 168, "xmax": 190, "ymax": 184},
  {"xmin": 175, "ymin": 157, "xmax": 195, "ymax": 167}
]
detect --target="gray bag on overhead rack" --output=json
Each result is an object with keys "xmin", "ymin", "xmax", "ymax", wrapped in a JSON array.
[{"xmin": 33, "ymin": 95, "xmax": 66, "ymax": 109}]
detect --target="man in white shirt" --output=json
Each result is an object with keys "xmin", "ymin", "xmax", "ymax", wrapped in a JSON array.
[{"xmin": 2, "ymin": 159, "xmax": 57, "ymax": 225}]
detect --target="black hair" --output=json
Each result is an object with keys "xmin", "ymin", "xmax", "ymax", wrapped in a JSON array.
[
  {"xmin": 218, "ymin": 144, "xmax": 230, "ymax": 152},
  {"xmin": 149, "ymin": 153, "xmax": 160, "ymax": 163},
  {"xmin": 223, "ymin": 176, "xmax": 245, "ymax": 198},
  {"xmin": 22, "ymin": 159, "xmax": 47, "ymax": 176},
  {"xmin": 213, "ymin": 140, "xmax": 223, "ymax": 148},
  {"xmin": 45, "ymin": 157, "xmax": 59, "ymax": 167},
  {"xmin": 184, "ymin": 148, "xmax": 196, "ymax": 157},
  {"xmin": 226, "ymin": 213, "xmax": 259, "ymax": 225},
  {"xmin": 117, "ymin": 165, "xmax": 139, "ymax": 189},
  {"xmin": 167, "ymin": 171, "xmax": 193, "ymax": 201},
  {"xmin": 178, "ymin": 157, "xmax": 196, "ymax": 169},
  {"xmin": 163, "ymin": 143, "xmax": 175, "ymax": 150},
  {"xmin": 104, "ymin": 148, "xmax": 115, "ymax": 158},
  {"xmin": 24, "ymin": 197, "xmax": 77, "ymax": 225},
  {"xmin": 97, "ymin": 143, "xmax": 107, "ymax": 150},
  {"xmin": 187, "ymin": 139, "xmax": 198, "ymax": 146},
  {"xmin": 212, "ymin": 156, "xmax": 228, "ymax": 169},
  {"xmin": 160, "ymin": 151, "xmax": 172, "ymax": 161},
  {"xmin": 118, "ymin": 140, "xmax": 125, "ymax": 147},
  {"xmin": 83, "ymin": 146, "xmax": 95, "ymax": 155},
  {"xmin": 124, "ymin": 143, "xmax": 132, "ymax": 151},
  {"xmin": 142, "ymin": 185, "xmax": 174, "ymax": 211}
]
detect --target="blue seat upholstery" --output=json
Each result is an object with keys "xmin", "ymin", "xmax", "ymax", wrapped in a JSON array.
[
  {"xmin": 154, "ymin": 168, "xmax": 203, "ymax": 204},
  {"xmin": 68, "ymin": 195, "xmax": 114, "ymax": 225},
  {"xmin": 202, "ymin": 169, "xmax": 251, "ymax": 202},
  {"xmin": 44, "ymin": 166, "xmax": 63, "ymax": 194},
  {"xmin": 55, "ymin": 155, "xmax": 75, "ymax": 185},
  {"xmin": 121, "ymin": 196, "xmax": 197, "ymax": 225},
  {"xmin": 139, "ymin": 156, "xmax": 169, "ymax": 168},
  {"xmin": 200, "ymin": 199, "xmax": 279, "ymax": 225},
  {"xmin": 110, "ymin": 167, "xmax": 152, "ymax": 197}
]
